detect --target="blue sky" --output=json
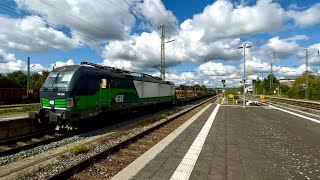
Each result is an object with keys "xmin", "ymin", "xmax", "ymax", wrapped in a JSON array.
[{"xmin": 0, "ymin": 0, "xmax": 320, "ymax": 87}]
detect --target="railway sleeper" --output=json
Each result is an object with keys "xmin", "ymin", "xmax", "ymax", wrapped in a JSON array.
[
  {"xmin": 120, "ymin": 149, "xmax": 142, "ymax": 156},
  {"xmin": 74, "ymin": 172, "xmax": 100, "ymax": 180}
]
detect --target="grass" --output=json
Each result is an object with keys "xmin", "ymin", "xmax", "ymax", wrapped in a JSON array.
[
  {"xmin": 0, "ymin": 104, "xmax": 40, "ymax": 115},
  {"xmin": 69, "ymin": 145, "xmax": 90, "ymax": 155},
  {"xmin": 160, "ymin": 113, "xmax": 167, "ymax": 119}
]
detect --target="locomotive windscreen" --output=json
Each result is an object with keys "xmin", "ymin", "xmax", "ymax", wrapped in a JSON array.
[{"xmin": 42, "ymin": 71, "xmax": 75, "ymax": 88}]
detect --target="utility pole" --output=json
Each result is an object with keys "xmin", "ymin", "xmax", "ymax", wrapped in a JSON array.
[
  {"xmin": 269, "ymin": 52, "xmax": 275, "ymax": 105},
  {"xmin": 159, "ymin": 25, "xmax": 165, "ymax": 81},
  {"xmin": 270, "ymin": 62, "xmax": 273, "ymax": 89},
  {"xmin": 305, "ymin": 48, "xmax": 308, "ymax": 99},
  {"xmin": 238, "ymin": 43, "xmax": 252, "ymax": 108},
  {"xmin": 269, "ymin": 62, "xmax": 273, "ymax": 105},
  {"xmin": 27, "ymin": 56, "xmax": 30, "ymax": 99}
]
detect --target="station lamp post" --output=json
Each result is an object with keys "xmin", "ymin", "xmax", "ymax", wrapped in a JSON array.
[{"xmin": 238, "ymin": 43, "xmax": 252, "ymax": 108}]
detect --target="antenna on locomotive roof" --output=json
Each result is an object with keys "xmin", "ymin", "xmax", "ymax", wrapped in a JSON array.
[
  {"xmin": 80, "ymin": 61, "xmax": 164, "ymax": 81},
  {"xmin": 80, "ymin": 61, "xmax": 130, "ymax": 74}
]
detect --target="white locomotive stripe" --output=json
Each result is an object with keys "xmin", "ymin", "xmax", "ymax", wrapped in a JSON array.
[
  {"xmin": 269, "ymin": 105, "xmax": 320, "ymax": 124},
  {"xmin": 54, "ymin": 107, "xmax": 66, "ymax": 110},
  {"xmin": 170, "ymin": 104, "xmax": 220, "ymax": 180}
]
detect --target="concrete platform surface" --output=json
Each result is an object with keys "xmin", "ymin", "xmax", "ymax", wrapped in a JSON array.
[
  {"xmin": 0, "ymin": 113, "xmax": 28, "ymax": 122},
  {"xmin": 115, "ymin": 104, "xmax": 320, "ymax": 180}
]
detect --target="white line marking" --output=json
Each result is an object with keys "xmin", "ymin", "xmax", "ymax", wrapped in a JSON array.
[
  {"xmin": 111, "ymin": 103, "xmax": 214, "ymax": 180},
  {"xmin": 170, "ymin": 104, "xmax": 220, "ymax": 180},
  {"xmin": 269, "ymin": 105, "xmax": 320, "ymax": 124}
]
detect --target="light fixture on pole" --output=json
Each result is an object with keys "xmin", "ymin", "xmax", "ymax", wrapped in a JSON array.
[{"xmin": 238, "ymin": 43, "xmax": 252, "ymax": 108}]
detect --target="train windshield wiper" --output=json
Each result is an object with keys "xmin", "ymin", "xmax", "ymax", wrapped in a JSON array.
[{"xmin": 51, "ymin": 72, "xmax": 60, "ymax": 88}]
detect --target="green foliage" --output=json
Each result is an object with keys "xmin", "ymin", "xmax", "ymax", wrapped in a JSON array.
[
  {"xmin": 7, "ymin": 71, "xmax": 27, "ymax": 88},
  {"xmin": 21, "ymin": 104, "xmax": 41, "ymax": 111},
  {"xmin": 0, "ymin": 75, "xmax": 19, "ymax": 88},
  {"xmin": 224, "ymin": 88, "xmax": 239, "ymax": 99},
  {"xmin": 288, "ymin": 72, "xmax": 320, "ymax": 100},
  {"xmin": 0, "ymin": 104, "xmax": 40, "ymax": 115},
  {"xmin": 69, "ymin": 145, "xmax": 89, "ymax": 155},
  {"xmin": 0, "ymin": 70, "xmax": 49, "ymax": 89},
  {"xmin": 160, "ymin": 113, "xmax": 167, "ymax": 119}
]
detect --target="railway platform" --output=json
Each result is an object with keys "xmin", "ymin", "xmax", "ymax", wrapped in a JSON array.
[
  {"xmin": 0, "ymin": 113, "xmax": 46, "ymax": 141},
  {"xmin": 0, "ymin": 113, "xmax": 28, "ymax": 122},
  {"xmin": 112, "ymin": 102, "xmax": 320, "ymax": 180}
]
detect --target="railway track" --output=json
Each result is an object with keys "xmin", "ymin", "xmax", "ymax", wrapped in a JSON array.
[
  {"xmin": 47, "ymin": 96, "xmax": 217, "ymax": 180},
  {"xmin": 269, "ymin": 97, "xmax": 320, "ymax": 110},
  {"xmin": 0, "ymin": 130, "xmax": 66, "ymax": 157},
  {"xmin": 0, "ymin": 97, "xmax": 213, "ymax": 160}
]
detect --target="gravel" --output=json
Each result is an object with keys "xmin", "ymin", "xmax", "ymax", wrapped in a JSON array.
[
  {"xmin": 19, "ymin": 121, "xmax": 165, "ymax": 180},
  {"xmin": 0, "ymin": 114, "xmax": 168, "ymax": 167}
]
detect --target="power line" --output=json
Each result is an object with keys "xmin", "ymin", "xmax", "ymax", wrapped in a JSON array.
[
  {"xmin": 40, "ymin": 0, "xmax": 106, "ymax": 34},
  {"xmin": 39, "ymin": 0, "xmax": 158, "ymax": 56},
  {"xmin": 150, "ymin": 0, "xmax": 201, "ymax": 60},
  {"xmin": 104, "ymin": 0, "xmax": 132, "ymax": 15},
  {"xmin": 40, "ymin": 0, "xmax": 159, "ymax": 57},
  {"xmin": 122, "ymin": 0, "xmax": 192, "ymax": 60},
  {"xmin": 0, "ymin": 3, "xmax": 145, "ymax": 60},
  {"xmin": 123, "ymin": 0, "xmax": 160, "ymax": 34}
]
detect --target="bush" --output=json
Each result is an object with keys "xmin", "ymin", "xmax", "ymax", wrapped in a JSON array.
[
  {"xmin": 21, "ymin": 104, "xmax": 41, "ymax": 111},
  {"xmin": 69, "ymin": 145, "xmax": 89, "ymax": 155}
]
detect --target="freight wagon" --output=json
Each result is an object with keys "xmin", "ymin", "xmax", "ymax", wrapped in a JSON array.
[{"xmin": 0, "ymin": 88, "xmax": 39, "ymax": 104}]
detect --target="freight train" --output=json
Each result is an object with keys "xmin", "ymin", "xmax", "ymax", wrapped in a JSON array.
[
  {"xmin": 29, "ymin": 62, "xmax": 214, "ymax": 130},
  {"xmin": 0, "ymin": 88, "xmax": 39, "ymax": 104}
]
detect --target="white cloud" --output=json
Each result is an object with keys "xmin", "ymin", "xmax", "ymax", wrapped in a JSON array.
[
  {"xmin": 253, "ymin": 35, "xmax": 308, "ymax": 60},
  {"xmin": 287, "ymin": 3, "xmax": 320, "ymax": 27},
  {"xmin": 165, "ymin": 71, "xmax": 197, "ymax": 85},
  {"xmin": 181, "ymin": 0, "xmax": 285, "ymax": 42},
  {"xmin": 244, "ymin": 57, "xmax": 270, "ymax": 73},
  {"xmin": 0, "ymin": 16, "xmax": 78, "ymax": 52},
  {"xmin": 0, "ymin": 0, "xmax": 317, "ymax": 88},
  {"xmin": 15, "ymin": 0, "xmax": 136, "ymax": 42},
  {"xmin": 0, "ymin": 49, "xmax": 16, "ymax": 63},
  {"xmin": 274, "ymin": 65, "xmax": 306, "ymax": 77},
  {"xmin": 135, "ymin": 0, "xmax": 178, "ymax": 37},
  {"xmin": 197, "ymin": 62, "xmax": 237, "ymax": 76},
  {"xmin": 51, "ymin": 59, "xmax": 74, "ymax": 69},
  {"xmin": 0, "ymin": 59, "xmax": 45, "ymax": 74},
  {"xmin": 102, "ymin": 31, "xmax": 189, "ymax": 72},
  {"xmin": 101, "ymin": 59, "xmax": 134, "ymax": 71}
]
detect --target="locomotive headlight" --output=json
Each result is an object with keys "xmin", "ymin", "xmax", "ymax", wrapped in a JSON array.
[{"xmin": 66, "ymin": 97, "xmax": 74, "ymax": 108}]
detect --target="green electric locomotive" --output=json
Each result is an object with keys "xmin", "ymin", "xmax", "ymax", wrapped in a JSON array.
[{"xmin": 29, "ymin": 62, "xmax": 175, "ymax": 130}]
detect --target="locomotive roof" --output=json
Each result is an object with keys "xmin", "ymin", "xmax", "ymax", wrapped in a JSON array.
[
  {"xmin": 52, "ymin": 65, "xmax": 81, "ymax": 72},
  {"xmin": 53, "ymin": 65, "xmax": 173, "ymax": 85}
]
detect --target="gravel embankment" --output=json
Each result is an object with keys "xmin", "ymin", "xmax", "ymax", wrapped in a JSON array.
[{"xmin": 19, "ymin": 102, "xmax": 210, "ymax": 180}]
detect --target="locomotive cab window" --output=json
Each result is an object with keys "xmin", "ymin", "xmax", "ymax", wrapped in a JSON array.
[{"xmin": 43, "ymin": 71, "xmax": 75, "ymax": 88}]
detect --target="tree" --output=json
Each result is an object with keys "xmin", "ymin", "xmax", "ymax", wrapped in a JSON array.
[
  {"xmin": 287, "ymin": 71, "xmax": 320, "ymax": 100},
  {"xmin": 0, "ymin": 70, "xmax": 49, "ymax": 89},
  {"xmin": 6, "ymin": 71, "xmax": 27, "ymax": 88},
  {"xmin": 0, "ymin": 73, "xmax": 19, "ymax": 88},
  {"xmin": 262, "ymin": 74, "xmax": 279, "ymax": 95}
]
